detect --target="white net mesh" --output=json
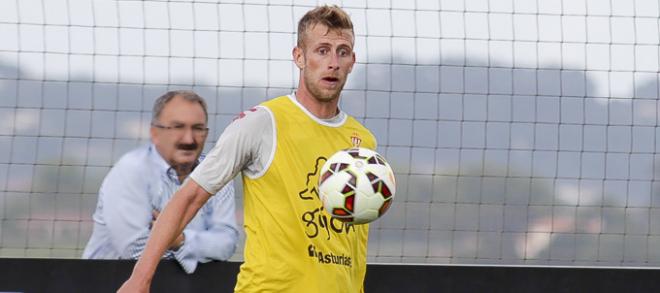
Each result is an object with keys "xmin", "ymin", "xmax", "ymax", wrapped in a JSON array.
[{"xmin": 1, "ymin": 0, "xmax": 660, "ymax": 266}]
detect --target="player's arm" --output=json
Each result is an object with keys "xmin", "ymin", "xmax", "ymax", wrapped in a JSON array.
[{"xmin": 117, "ymin": 179, "xmax": 211, "ymax": 293}]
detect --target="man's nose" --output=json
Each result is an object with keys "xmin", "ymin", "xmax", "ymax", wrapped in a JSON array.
[
  {"xmin": 180, "ymin": 127, "xmax": 195, "ymax": 143},
  {"xmin": 328, "ymin": 53, "xmax": 340, "ymax": 70}
]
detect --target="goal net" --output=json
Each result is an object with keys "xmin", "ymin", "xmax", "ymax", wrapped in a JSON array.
[{"xmin": 1, "ymin": 0, "xmax": 659, "ymax": 266}]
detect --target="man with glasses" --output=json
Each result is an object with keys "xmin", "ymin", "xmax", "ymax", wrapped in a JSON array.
[{"xmin": 83, "ymin": 90, "xmax": 238, "ymax": 274}]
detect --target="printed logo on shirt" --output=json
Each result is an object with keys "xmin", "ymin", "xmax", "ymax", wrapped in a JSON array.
[
  {"xmin": 307, "ymin": 244, "xmax": 352, "ymax": 267},
  {"xmin": 350, "ymin": 132, "xmax": 362, "ymax": 148},
  {"xmin": 298, "ymin": 156, "xmax": 355, "ymax": 240}
]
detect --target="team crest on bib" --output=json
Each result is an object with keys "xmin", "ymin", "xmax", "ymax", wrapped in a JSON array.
[{"xmin": 350, "ymin": 132, "xmax": 362, "ymax": 148}]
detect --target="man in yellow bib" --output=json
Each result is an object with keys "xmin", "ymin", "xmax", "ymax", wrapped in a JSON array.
[{"xmin": 119, "ymin": 5, "xmax": 376, "ymax": 292}]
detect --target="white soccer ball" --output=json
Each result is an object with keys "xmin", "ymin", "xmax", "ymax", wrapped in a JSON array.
[{"xmin": 318, "ymin": 147, "xmax": 396, "ymax": 225}]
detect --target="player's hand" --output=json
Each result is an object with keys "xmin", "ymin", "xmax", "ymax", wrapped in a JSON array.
[
  {"xmin": 117, "ymin": 276, "xmax": 150, "ymax": 293},
  {"xmin": 151, "ymin": 210, "xmax": 185, "ymax": 250}
]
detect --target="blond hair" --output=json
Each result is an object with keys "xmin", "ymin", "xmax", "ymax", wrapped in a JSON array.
[{"xmin": 297, "ymin": 5, "xmax": 354, "ymax": 48}]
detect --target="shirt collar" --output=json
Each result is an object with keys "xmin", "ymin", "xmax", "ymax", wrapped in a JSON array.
[{"xmin": 289, "ymin": 92, "xmax": 347, "ymax": 126}]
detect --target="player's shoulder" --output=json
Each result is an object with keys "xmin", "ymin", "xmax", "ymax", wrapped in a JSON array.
[{"xmin": 230, "ymin": 106, "xmax": 273, "ymax": 129}]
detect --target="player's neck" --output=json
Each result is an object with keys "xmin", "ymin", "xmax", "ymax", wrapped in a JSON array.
[{"xmin": 295, "ymin": 89, "xmax": 339, "ymax": 119}]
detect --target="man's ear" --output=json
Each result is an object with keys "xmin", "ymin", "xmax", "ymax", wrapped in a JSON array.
[
  {"xmin": 348, "ymin": 51, "xmax": 356, "ymax": 73},
  {"xmin": 150, "ymin": 126, "xmax": 158, "ymax": 145},
  {"xmin": 293, "ymin": 47, "xmax": 305, "ymax": 69}
]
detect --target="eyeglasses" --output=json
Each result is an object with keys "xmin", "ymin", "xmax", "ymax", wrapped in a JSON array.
[{"xmin": 152, "ymin": 123, "xmax": 209, "ymax": 137}]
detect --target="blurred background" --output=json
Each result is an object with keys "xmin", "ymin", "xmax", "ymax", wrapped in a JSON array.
[{"xmin": 1, "ymin": 0, "xmax": 660, "ymax": 267}]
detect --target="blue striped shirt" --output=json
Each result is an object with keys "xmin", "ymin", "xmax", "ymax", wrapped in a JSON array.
[{"xmin": 82, "ymin": 144, "xmax": 239, "ymax": 273}]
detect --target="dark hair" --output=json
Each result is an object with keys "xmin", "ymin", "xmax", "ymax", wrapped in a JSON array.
[
  {"xmin": 297, "ymin": 5, "xmax": 354, "ymax": 48},
  {"xmin": 151, "ymin": 90, "xmax": 208, "ymax": 124}
]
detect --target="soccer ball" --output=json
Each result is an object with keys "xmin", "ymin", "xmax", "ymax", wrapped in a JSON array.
[{"xmin": 318, "ymin": 147, "xmax": 396, "ymax": 225}]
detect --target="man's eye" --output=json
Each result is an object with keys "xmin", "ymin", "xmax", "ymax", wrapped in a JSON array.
[
  {"xmin": 319, "ymin": 48, "xmax": 328, "ymax": 54},
  {"xmin": 173, "ymin": 125, "xmax": 186, "ymax": 130}
]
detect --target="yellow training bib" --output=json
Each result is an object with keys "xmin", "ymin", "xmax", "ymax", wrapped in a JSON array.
[{"xmin": 235, "ymin": 95, "xmax": 376, "ymax": 293}]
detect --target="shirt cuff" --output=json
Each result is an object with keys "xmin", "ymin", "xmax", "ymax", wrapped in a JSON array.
[{"xmin": 172, "ymin": 230, "xmax": 198, "ymax": 274}]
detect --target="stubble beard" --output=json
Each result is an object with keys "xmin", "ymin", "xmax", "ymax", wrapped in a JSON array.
[{"xmin": 304, "ymin": 72, "xmax": 345, "ymax": 103}]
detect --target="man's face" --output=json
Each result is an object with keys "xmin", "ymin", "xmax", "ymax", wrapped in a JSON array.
[
  {"xmin": 150, "ymin": 96, "xmax": 208, "ymax": 168},
  {"xmin": 295, "ymin": 24, "xmax": 356, "ymax": 102}
]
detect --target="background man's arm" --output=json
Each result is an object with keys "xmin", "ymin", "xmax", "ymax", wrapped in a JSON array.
[
  {"xmin": 170, "ymin": 183, "xmax": 239, "ymax": 273},
  {"xmin": 99, "ymin": 162, "xmax": 155, "ymax": 259},
  {"xmin": 118, "ymin": 179, "xmax": 212, "ymax": 293}
]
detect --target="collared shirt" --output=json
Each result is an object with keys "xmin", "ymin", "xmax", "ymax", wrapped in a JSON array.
[{"xmin": 82, "ymin": 144, "xmax": 239, "ymax": 274}]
